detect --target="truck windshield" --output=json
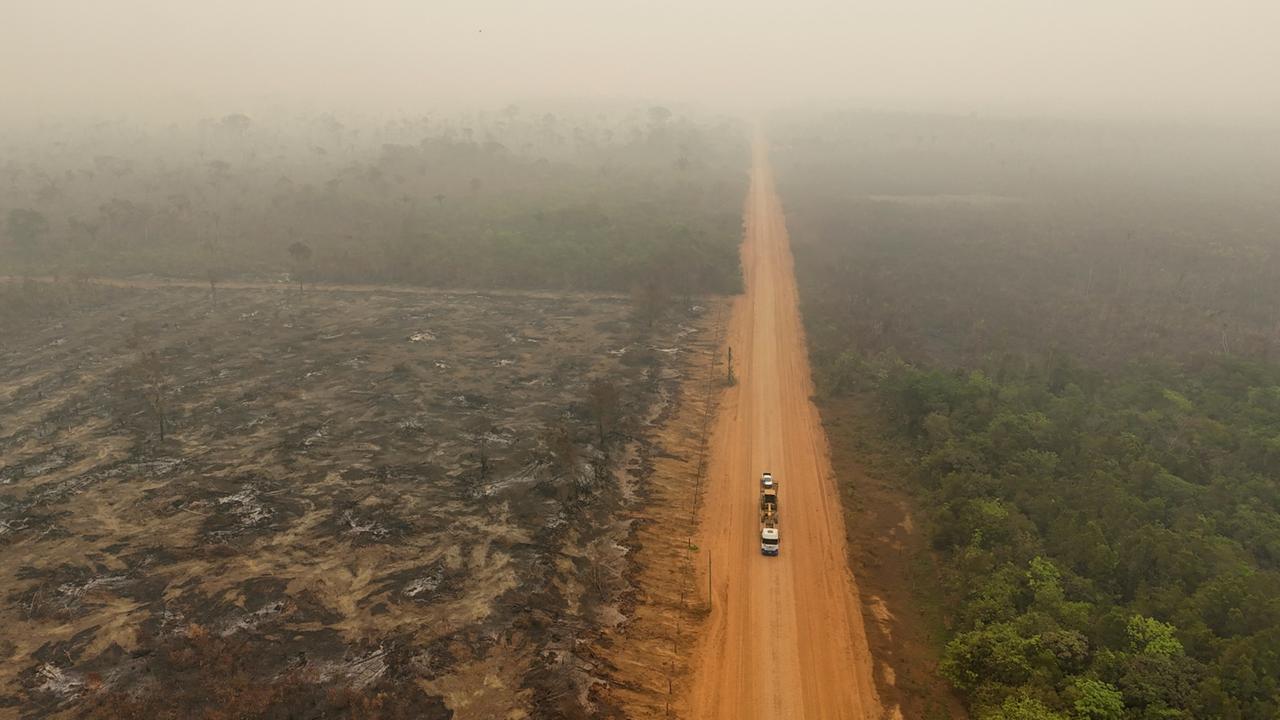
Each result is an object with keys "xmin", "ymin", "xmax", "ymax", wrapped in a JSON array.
[{"xmin": 762, "ymin": 538, "xmax": 779, "ymax": 546}]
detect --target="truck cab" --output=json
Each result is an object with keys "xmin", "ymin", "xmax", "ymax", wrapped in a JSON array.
[
  {"xmin": 761, "ymin": 527, "xmax": 780, "ymax": 555},
  {"xmin": 761, "ymin": 472, "xmax": 774, "ymax": 488}
]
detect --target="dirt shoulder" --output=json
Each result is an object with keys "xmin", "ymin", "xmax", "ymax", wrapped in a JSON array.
[
  {"xmin": 591, "ymin": 300, "xmax": 727, "ymax": 719},
  {"xmin": 820, "ymin": 395, "xmax": 968, "ymax": 720},
  {"xmin": 681, "ymin": 138, "xmax": 881, "ymax": 720}
]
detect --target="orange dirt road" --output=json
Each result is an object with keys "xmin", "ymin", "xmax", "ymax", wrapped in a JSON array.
[{"xmin": 686, "ymin": 138, "xmax": 882, "ymax": 719}]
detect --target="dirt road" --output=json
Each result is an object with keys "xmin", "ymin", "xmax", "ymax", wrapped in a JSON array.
[{"xmin": 686, "ymin": 137, "xmax": 881, "ymax": 719}]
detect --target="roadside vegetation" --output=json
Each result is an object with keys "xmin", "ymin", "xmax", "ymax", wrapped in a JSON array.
[
  {"xmin": 1, "ymin": 106, "xmax": 746, "ymax": 296},
  {"xmin": 775, "ymin": 112, "xmax": 1280, "ymax": 720}
]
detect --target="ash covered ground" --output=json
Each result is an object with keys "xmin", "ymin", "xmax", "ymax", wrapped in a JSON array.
[{"xmin": 0, "ymin": 281, "xmax": 713, "ymax": 719}]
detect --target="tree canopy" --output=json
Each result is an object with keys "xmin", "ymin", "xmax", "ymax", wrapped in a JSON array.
[
  {"xmin": 777, "ymin": 111, "xmax": 1280, "ymax": 719},
  {"xmin": 0, "ymin": 108, "xmax": 747, "ymax": 296}
]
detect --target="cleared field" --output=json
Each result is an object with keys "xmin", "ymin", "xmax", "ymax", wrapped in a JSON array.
[{"xmin": 0, "ymin": 281, "xmax": 715, "ymax": 719}]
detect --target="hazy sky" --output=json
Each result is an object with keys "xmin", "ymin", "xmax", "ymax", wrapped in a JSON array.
[{"xmin": 4, "ymin": 0, "xmax": 1279, "ymax": 122}]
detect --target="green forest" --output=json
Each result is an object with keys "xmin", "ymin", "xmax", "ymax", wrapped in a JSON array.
[
  {"xmin": 1, "ymin": 107, "xmax": 747, "ymax": 296},
  {"xmin": 775, "ymin": 112, "xmax": 1280, "ymax": 719}
]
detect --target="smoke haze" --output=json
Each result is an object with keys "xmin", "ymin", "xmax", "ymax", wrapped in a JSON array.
[{"xmin": 5, "ymin": 0, "xmax": 1279, "ymax": 123}]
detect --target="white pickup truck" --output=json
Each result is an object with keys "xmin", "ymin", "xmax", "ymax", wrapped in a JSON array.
[{"xmin": 760, "ymin": 474, "xmax": 779, "ymax": 556}]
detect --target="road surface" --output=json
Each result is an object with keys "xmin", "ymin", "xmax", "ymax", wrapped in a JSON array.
[{"xmin": 687, "ymin": 137, "xmax": 881, "ymax": 719}]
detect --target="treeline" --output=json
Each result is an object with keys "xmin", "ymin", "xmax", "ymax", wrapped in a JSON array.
[
  {"xmin": 775, "ymin": 112, "xmax": 1280, "ymax": 369},
  {"xmin": 774, "ymin": 112, "xmax": 1280, "ymax": 719},
  {"xmin": 0, "ymin": 277, "xmax": 127, "ymax": 335},
  {"xmin": 842, "ymin": 353, "xmax": 1280, "ymax": 719},
  {"xmin": 1, "ymin": 106, "xmax": 746, "ymax": 295}
]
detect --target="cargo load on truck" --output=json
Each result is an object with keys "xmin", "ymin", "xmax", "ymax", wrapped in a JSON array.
[{"xmin": 760, "ymin": 483, "xmax": 779, "ymax": 556}]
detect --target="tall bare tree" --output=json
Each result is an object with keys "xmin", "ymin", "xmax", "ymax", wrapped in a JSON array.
[
  {"xmin": 286, "ymin": 241, "xmax": 312, "ymax": 293},
  {"xmin": 632, "ymin": 279, "xmax": 669, "ymax": 330},
  {"xmin": 586, "ymin": 378, "xmax": 620, "ymax": 450},
  {"xmin": 126, "ymin": 325, "xmax": 171, "ymax": 444},
  {"xmin": 545, "ymin": 420, "xmax": 577, "ymax": 478},
  {"xmin": 465, "ymin": 415, "xmax": 494, "ymax": 487}
]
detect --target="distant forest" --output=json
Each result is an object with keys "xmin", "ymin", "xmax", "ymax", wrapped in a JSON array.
[
  {"xmin": 776, "ymin": 112, "xmax": 1280, "ymax": 719},
  {"xmin": 1, "ymin": 107, "xmax": 747, "ymax": 296}
]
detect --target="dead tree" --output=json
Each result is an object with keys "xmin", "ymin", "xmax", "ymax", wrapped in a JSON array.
[
  {"xmin": 286, "ymin": 241, "xmax": 313, "ymax": 293},
  {"xmin": 126, "ymin": 343, "xmax": 170, "ymax": 443},
  {"xmin": 206, "ymin": 268, "xmax": 220, "ymax": 308},
  {"xmin": 546, "ymin": 420, "xmax": 577, "ymax": 478},
  {"xmin": 543, "ymin": 419, "xmax": 581, "ymax": 510},
  {"xmin": 632, "ymin": 278, "xmax": 669, "ymax": 330},
  {"xmin": 464, "ymin": 415, "xmax": 494, "ymax": 488},
  {"xmin": 135, "ymin": 348, "xmax": 170, "ymax": 443},
  {"xmin": 586, "ymin": 378, "xmax": 620, "ymax": 451},
  {"xmin": 477, "ymin": 431, "xmax": 490, "ymax": 481},
  {"xmin": 126, "ymin": 324, "xmax": 171, "ymax": 444},
  {"xmin": 586, "ymin": 379, "xmax": 621, "ymax": 487}
]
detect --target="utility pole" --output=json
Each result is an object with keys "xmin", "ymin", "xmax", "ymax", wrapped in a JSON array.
[{"xmin": 708, "ymin": 554, "xmax": 712, "ymax": 609}]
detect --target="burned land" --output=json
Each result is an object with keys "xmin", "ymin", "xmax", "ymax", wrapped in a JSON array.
[{"xmin": 0, "ymin": 279, "xmax": 717, "ymax": 719}]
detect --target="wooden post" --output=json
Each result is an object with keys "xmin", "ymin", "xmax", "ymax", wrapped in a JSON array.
[{"xmin": 708, "ymin": 554, "xmax": 712, "ymax": 609}]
